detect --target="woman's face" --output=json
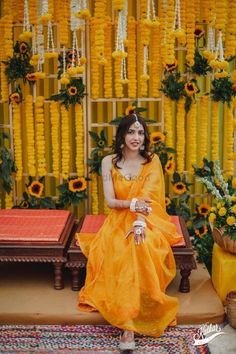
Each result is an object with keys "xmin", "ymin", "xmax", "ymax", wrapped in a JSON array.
[{"xmin": 124, "ymin": 122, "xmax": 145, "ymax": 152}]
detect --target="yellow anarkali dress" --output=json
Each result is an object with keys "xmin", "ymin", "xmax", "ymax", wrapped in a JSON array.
[{"xmin": 78, "ymin": 155, "xmax": 182, "ymax": 337}]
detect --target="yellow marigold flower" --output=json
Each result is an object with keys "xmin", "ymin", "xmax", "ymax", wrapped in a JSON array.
[
  {"xmin": 76, "ymin": 66, "xmax": 85, "ymax": 73},
  {"xmin": 218, "ymin": 61, "xmax": 229, "ymax": 70},
  {"xmin": 68, "ymin": 177, "xmax": 87, "ymax": 192},
  {"xmin": 80, "ymin": 57, "xmax": 87, "ymax": 65},
  {"xmin": 210, "ymin": 206, "xmax": 217, "ymax": 212},
  {"xmin": 125, "ymin": 105, "xmax": 136, "ymax": 116},
  {"xmin": 44, "ymin": 52, "xmax": 58, "ymax": 59},
  {"xmin": 231, "ymin": 204, "xmax": 236, "ymax": 213},
  {"xmin": 19, "ymin": 31, "xmax": 33, "ymax": 41},
  {"xmin": 226, "ymin": 216, "xmax": 236, "ymax": 226},
  {"xmin": 67, "ymin": 66, "xmax": 78, "ymax": 75},
  {"xmin": 208, "ymin": 213, "xmax": 216, "ymax": 223},
  {"xmin": 164, "ymin": 160, "xmax": 175, "ymax": 175},
  {"xmin": 218, "ymin": 207, "xmax": 227, "ymax": 216},
  {"xmin": 174, "ymin": 29, "xmax": 185, "ymax": 38},
  {"xmin": 150, "ymin": 131, "xmax": 165, "ymax": 144},
  {"xmin": 68, "ymin": 86, "xmax": 77, "ymax": 96},
  {"xmin": 197, "ymin": 204, "xmax": 211, "ymax": 216},
  {"xmin": 173, "ymin": 182, "xmax": 187, "ymax": 195},
  {"xmin": 232, "ymin": 178, "xmax": 236, "ymax": 189},
  {"xmin": 214, "ymin": 71, "xmax": 228, "ymax": 79},
  {"xmin": 38, "ymin": 13, "xmax": 52, "ymax": 24},
  {"xmin": 165, "ymin": 197, "xmax": 171, "ymax": 206},
  {"xmin": 195, "ymin": 225, "xmax": 208, "ymax": 238},
  {"xmin": 60, "ymin": 76, "xmax": 70, "ymax": 85},
  {"xmin": 34, "ymin": 72, "xmax": 46, "ymax": 79},
  {"xmin": 28, "ymin": 181, "xmax": 44, "ymax": 198},
  {"xmin": 75, "ymin": 9, "xmax": 91, "ymax": 20}
]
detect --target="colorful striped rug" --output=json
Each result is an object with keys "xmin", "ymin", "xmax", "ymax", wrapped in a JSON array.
[{"xmin": 0, "ymin": 324, "xmax": 210, "ymax": 353}]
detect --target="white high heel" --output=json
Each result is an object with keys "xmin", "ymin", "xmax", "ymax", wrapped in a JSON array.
[{"xmin": 119, "ymin": 330, "xmax": 135, "ymax": 351}]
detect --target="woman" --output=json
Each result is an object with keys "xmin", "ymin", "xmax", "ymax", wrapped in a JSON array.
[{"xmin": 78, "ymin": 113, "xmax": 182, "ymax": 351}]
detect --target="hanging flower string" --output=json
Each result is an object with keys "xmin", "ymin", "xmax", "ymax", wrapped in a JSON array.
[
  {"xmin": 12, "ymin": 102, "xmax": 23, "ymax": 181},
  {"xmin": 104, "ymin": 16, "xmax": 113, "ymax": 98},
  {"xmin": 75, "ymin": 103, "xmax": 84, "ymax": 176},
  {"xmin": 50, "ymin": 101, "xmax": 60, "ymax": 178},
  {"xmin": 199, "ymin": 95, "xmax": 209, "ymax": 162},
  {"xmin": 211, "ymin": 101, "xmax": 219, "ymax": 161},
  {"xmin": 19, "ymin": 0, "xmax": 32, "ymax": 41},
  {"xmin": 25, "ymin": 95, "xmax": 36, "ymax": 176},
  {"xmin": 44, "ymin": 21, "xmax": 58, "ymax": 59},
  {"xmin": 61, "ymin": 105, "xmax": 70, "ymax": 179},
  {"xmin": 176, "ymin": 98, "xmax": 185, "ymax": 173},
  {"xmin": 224, "ymin": 104, "xmax": 234, "ymax": 176},
  {"xmin": 127, "ymin": 16, "xmax": 137, "ymax": 98},
  {"xmin": 186, "ymin": 101, "xmax": 197, "ymax": 173},
  {"xmin": 35, "ymin": 96, "xmax": 47, "ymax": 176}
]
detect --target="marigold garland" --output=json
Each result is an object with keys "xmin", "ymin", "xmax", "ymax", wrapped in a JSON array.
[
  {"xmin": 94, "ymin": 0, "xmax": 106, "ymax": 64},
  {"xmin": 215, "ymin": 0, "xmax": 227, "ymax": 33},
  {"xmin": 224, "ymin": 2, "xmax": 236, "ymax": 59},
  {"xmin": 176, "ymin": 97, "xmax": 185, "ymax": 173},
  {"xmin": 0, "ymin": 63, "xmax": 8, "ymax": 102},
  {"xmin": 199, "ymin": 95, "xmax": 209, "ymax": 162},
  {"xmin": 25, "ymin": 95, "xmax": 36, "ymax": 176},
  {"xmin": 164, "ymin": 96, "xmax": 174, "ymax": 147},
  {"xmin": 150, "ymin": 19, "xmax": 161, "ymax": 97},
  {"xmin": 12, "ymin": 102, "xmax": 23, "ymax": 181},
  {"xmin": 28, "ymin": 0, "xmax": 37, "ymax": 25},
  {"xmin": 224, "ymin": 104, "xmax": 234, "ymax": 176},
  {"xmin": 186, "ymin": 101, "xmax": 197, "ymax": 173},
  {"xmin": 104, "ymin": 16, "xmax": 113, "ymax": 98},
  {"xmin": 163, "ymin": 0, "xmax": 175, "ymax": 66},
  {"xmin": 3, "ymin": 15, "xmax": 14, "ymax": 58},
  {"xmin": 5, "ymin": 191, "xmax": 14, "ymax": 209},
  {"xmin": 35, "ymin": 96, "xmax": 47, "ymax": 177},
  {"xmin": 211, "ymin": 100, "xmax": 220, "ymax": 161},
  {"xmin": 91, "ymin": 173, "xmax": 99, "ymax": 214},
  {"xmin": 50, "ymin": 101, "xmax": 60, "ymax": 178},
  {"xmin": 90, "ymin": 17, "xmax": 99, "ymax": 99},
  {"xmin": 127, "ymin": 16, "xmax": 137, "ymax": 98},
  {"xmin": 185, "ymin": 1, "xmax": 195, "ymax": 67},
  {"xmin": 57, "ymin": 0, "xmax": 69, "ymax": 46},
  {"xmin": 75, "ymin": 103, "xmax": 84, "ymax": 176},
  {"xmin": 60, "ymin": 105, "xmax": 70, "ymax": 179}
]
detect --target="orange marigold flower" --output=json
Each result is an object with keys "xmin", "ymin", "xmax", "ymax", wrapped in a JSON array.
[
  {"xmin": 68, "ymin": 177, "xmax": 87, "ymax": 192},
  {"xmin": 173, "ymin": 182, "xmax": 187, "ymax": 195},
  {"xmin": 28, "ymin": 181, "xmax": 44, "ymax": 198}
]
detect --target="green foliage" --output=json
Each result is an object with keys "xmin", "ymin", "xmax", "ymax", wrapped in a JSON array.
[
  {"xmin": 166, "ymin": 193, "xmax": 191, "ymax": 221},
  {"xmin": 87, "ymin": 130, "xmax": 110, "ymax": 176},
  {"xmin": 211, "ymin": 77, "xmax": 236, "ymax": 104},
  {"xmin": 2, "ymin": 41, "xmax": 35, "ymax": 84},
  {"xmin": 192, "ymin": 230, "xmax": 214, "ymax": 274},
  {"xmin": 57, "ymin": 176, "xmax": 89, "ymax": 208},
  {"xmin": 191, "ymin": 48, "xmax": 212, "ymax": 76},
  {"xmin": 160, "ymin": 72, "xmax": 185, "ymax": 101},
  {"xmin": 48, "ymin": 78, "xmax": 86, "ymax": 109},
  {"xmin": 0, "ymin": 133, "xmax": 17, "ymax": 193}
]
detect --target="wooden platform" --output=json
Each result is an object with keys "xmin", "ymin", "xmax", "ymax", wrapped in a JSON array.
[{"xmin": 0, "ymin": 260, "xmax": 225, "ymax": 325}]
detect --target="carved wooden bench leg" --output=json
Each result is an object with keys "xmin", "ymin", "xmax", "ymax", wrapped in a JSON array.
[
  {"xmin": 53, "ymin": 262, "xmax": 64, "ymax": 290},
  {"xmin": 179, "ymin": 268, "xmax": 191, "ymax": 293},
  {"xmin": 71, "ymin": 268, "xmax": 80, "ymax": 291}
]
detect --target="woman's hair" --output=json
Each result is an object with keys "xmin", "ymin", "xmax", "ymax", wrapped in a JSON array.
[{"xmin": 112, "ymin": 114, "xmax": 153, "ymax": 168}]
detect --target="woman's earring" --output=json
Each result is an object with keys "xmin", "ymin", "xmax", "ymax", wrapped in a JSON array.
[
  {"xmin": 140, "ymin": 145, "xmax": 145, "ymax": 151},
  {"xmin": 120, "ymin": 143, "xmax": 124, "ymax": 149}
]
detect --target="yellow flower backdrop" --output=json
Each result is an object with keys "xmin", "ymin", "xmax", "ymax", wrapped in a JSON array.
[{"xmin": 0, "ymin": 0, "xmax": 235, "ymax": 218}]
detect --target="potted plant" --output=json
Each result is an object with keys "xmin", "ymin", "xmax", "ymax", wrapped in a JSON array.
[{"xmin": 193, "ymin": 158, "xmax": 236, "ymax": 254}]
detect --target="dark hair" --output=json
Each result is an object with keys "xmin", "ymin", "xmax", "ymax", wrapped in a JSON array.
[{"xmin": 112, "ymin": 114, "xmax": 153, "ymax": 168}]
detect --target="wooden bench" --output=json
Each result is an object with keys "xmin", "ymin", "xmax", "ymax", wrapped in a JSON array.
[
  {"xmin": 0, "ymin": 209, "xmax": 76, "ymax": 290},
  {"xmin": 66, "ymin": 215, "xmax": 197, "ymax": 293}
]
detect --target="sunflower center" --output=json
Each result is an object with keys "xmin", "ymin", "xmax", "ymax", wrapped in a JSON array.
[
  {"xmin": 32, "ymin": 184, "xmax": 40, "ymax": 193},
  {"xmin": 73, "ymin": 181, "xmax": 83, "ymax": 189}
]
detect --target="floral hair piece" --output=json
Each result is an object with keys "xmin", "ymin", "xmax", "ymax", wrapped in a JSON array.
[{"xmin": 133, "ymin": 113, "xmax": 141, "ymax": 128}]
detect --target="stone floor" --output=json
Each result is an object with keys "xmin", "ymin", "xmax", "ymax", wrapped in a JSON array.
[{"xmin": 208, "ymin": 324, "xmax": 236, "ymax": 354}]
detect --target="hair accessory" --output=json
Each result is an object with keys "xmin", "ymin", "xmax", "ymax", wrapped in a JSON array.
[{"xmin": 133, "ymin": 113, "xmax": 141, "ymax": 128}]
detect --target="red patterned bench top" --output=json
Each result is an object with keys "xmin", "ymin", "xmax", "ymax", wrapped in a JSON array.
[
  {"xmin": 80, "ymin": 214, "xmax": 186, "ymax": 247},
  {"xmin": 0, "ymin": 209, "xmax": 71, "ymax": 242}
]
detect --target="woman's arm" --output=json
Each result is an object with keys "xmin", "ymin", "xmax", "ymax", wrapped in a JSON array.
[{"xmin": 101, "ymin": 155, "xmax": 130, "ymax": 209}]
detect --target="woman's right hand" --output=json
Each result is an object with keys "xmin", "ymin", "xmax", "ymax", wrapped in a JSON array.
[{"xmin": 135, "ymin": 198, "xmax": 152, "ymax": 215}]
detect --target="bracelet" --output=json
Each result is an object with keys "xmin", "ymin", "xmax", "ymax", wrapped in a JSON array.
[
  {"xmin": 133, "ymin": 220, "xmax": 146, "ymax": 228},
  {"xmin": 130, "ymin": 198, "xmax": 138, "ymax": 212}
]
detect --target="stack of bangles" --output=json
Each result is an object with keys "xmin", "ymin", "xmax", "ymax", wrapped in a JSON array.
[
  {"xmin": 129, "ymin": 198, "xmax": 152, "ymax": 214},
  {"xmin": 132, "ymin": 220, "xmax": 146, "ymax": 234}
]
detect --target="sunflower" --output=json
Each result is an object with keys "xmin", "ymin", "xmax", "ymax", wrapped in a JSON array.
[
  {"xmin": 164, "ymin": 160, "xmax": 175, "ymax": 175},
  {"xmin": 28, "ymin": 181, "xmax": 44, "ymax": 198},
  {"xmin": 68, "ymin": 86, "xmax": 77, "ymax": 96},
  {"xmin": 9, "ymin": 92, "xmax": 21, "ymax": 104},
  {"xmin": 97, "ymin": 139, "xmax": 105, "ymax": 148},
  {"xmin": 194, "ymin": 225, "xmax": 208, "ymax": 238},
  {"xmin": 197, "ymin": 204, "xmax": 211, "ymax": 216},
  {"xmin": 19, "ymin": 41, "xmax": 28, "ymax": 54},
  {"xmin": 68, "ymin": 177, "xmax": 87, "ymax": 193},
  {"xmin": 150, "ymin": 131, "xmax": 165, "ymax": 144},
  {"xmin": 163, "ymin": 59, "xmax": 178, "ymax": 72},
  {"xmin": 184, "ymin": 82, "xmax": 198, "ymax": 96},
  {"xmin": 125, "ymin": 105, "xmax": 136, "ymax": 116},
  {"xmin": 173, "ymin": 182, "xmax": 187, "ymax": 194},
  {"xmin": 194, "ymin": 28, "xmax": 204, "ymax": 39},
  {"xmin": 165, "ymin": 196, "xmax": 171, "ymax": 206}
]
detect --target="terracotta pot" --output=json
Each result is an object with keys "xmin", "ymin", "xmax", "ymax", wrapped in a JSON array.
[{"xmin": 212, "ymin": 227, "xmax": 236, "ymax": 254}]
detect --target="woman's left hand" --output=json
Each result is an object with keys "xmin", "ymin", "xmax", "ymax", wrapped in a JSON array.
[{"xmin": 125, "ymin": 225, "xmax": 146, "ymax": 245}]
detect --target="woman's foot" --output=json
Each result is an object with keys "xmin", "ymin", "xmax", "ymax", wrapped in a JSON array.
[{"xmin": 119, "ymin": 330, "xmax": 135, "ymax": 351}]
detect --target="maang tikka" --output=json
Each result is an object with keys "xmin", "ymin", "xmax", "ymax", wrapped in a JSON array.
[{"xmin": 133, "ymin": 113, "xmax": 141, "ymax": 128}]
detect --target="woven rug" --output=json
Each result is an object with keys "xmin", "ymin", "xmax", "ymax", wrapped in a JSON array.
[{"xmin": 0, "ymin": 324, "xmax": 210, "ymax": 353}]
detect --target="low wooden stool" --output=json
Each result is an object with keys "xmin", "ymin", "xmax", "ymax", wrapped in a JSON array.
[
  {"xmin": 0, "ymin": 209, "xmax": 76, "ymax": 290},
  {"xmin": 66, "ymin": 215, "xmax": 196, "ymax": 292}
]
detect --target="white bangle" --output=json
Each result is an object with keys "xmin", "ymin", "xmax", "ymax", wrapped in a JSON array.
[
  {"xmin": 133, "ymin": 220, "xmax": 146, "ymax": 228},
  {"xmin": 130, "ymin": 198, "xmax": 138, "ymax": 212}
]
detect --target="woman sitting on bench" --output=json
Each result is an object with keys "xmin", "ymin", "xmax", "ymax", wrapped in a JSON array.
[{"xmin": 78, "ymin": 113, "xmax": 182, "ymax": 351}]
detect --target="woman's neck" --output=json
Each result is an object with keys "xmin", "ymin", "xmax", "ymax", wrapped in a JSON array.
[{"xmin": 122, "ymin": 148, "xmax": 142, "ymax": 161}]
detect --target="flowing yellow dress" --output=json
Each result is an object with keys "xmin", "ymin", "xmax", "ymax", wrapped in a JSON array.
[{"xmin": 78, "ymin": 155, "xmax": 182, "ymax": 337}]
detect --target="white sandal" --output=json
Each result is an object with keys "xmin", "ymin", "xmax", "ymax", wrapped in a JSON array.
[{"xmin": 119, "ymin": 330, "xmax": 135, "ymax": 351}]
